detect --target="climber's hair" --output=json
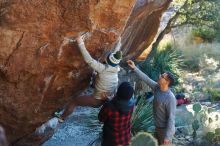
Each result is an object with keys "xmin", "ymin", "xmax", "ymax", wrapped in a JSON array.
[{"xmin": 165, "ymin": 71, "xmax": 175, "ymax": 86}]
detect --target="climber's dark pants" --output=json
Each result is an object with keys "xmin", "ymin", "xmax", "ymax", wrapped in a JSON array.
[{"xmin": 61, "ymin": 94, "xmax": 106, "ymax": 119}]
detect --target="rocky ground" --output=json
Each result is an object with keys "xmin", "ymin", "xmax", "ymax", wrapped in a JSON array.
[
  {"xmin": 42, "ymin": 87, "xmax": 102, "ymax": 146},
  {"xmin": 41, "ymin": 102, "xmax": 220, "ymax": 146},
  {"xmin": 42, "ymin": 106, "xmax": 102, "ymax": 146},
  {"xmin": 173, "ymin": 102, "xmax": 220, "ymax": 146},
  {"xmin": 42, "ymin": 59, "xmax": 220, "ymax": 146}
]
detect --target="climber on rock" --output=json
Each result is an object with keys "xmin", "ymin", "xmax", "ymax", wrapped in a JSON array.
[{"xmin": 54, "ymin": 33, "xmax": 122, "ymax": 122}]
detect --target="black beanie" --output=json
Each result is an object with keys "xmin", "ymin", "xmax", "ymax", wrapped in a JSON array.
[{"xmin": 116, "ymin": 82, "xmax": 134, "ymax": 100}]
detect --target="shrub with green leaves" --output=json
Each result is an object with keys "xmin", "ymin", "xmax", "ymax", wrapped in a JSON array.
[
  {"xmin": 192, "ymin": 27, "xmax": 217, "ymax": 42},
  {"xmin": 139, "ymin": 43, "xmax": 184, "ymax": 86},
  {"xmin": 208, "ymin": 89, "xmax": 220, "ymax": 102},
  {"xmin": 215, "ymin": 128, "xmax": 220, "ymax": 135},
  {"xmin": 181, "ymin": 56, "xmax": 200, "ymax": 72},
  {"xmin": 205, "ymin": 132, "xmax": 216, "ymax": 143},
  {"xmin": 131, "ymin": 95, "xmax": 154, "ymax": 135}
]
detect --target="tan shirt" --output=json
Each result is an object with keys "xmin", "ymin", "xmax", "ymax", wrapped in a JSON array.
[{"xmin": 78, "ymin": 42, "xmax": 120, "ymax": 93}]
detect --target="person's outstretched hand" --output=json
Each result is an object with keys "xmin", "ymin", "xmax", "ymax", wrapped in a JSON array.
[
  {"xmin": 127, "ymin": 60, "xmax": 136, "ymax": 70},
  {"xmin": 117, "ymin": 36, "xmax": 121, "ymax": 43}
]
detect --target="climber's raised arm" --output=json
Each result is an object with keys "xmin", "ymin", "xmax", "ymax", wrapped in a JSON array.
[{"xmin": 76, "ymin": 34, "xmax": 105, "ymax": 73}]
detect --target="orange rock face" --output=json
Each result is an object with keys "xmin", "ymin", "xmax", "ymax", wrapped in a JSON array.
[{"xmin": 0, "ymin": 0, "xmax": 171, "ymax": 145}]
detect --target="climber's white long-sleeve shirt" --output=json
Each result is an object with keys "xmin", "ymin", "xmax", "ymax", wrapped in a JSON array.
[{"xmin": 78, "ymin": 42, "xmax": 120, "ymax": 93}]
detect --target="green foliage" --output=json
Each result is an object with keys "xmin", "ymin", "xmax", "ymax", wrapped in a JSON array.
[
  {"xmin": 212, "ymin": 0, "xmax": 220, "ymax": 42},
  {"xmin": 216, "ymin": 20, "xmax": 220, "ymax": 42},
  {"xmin": 179, "ymin": 43, "xmax": 220, "ymax": 73},
  {"xmin": 181, "ymin": 56, "xmax": 200, "ymax": 72},
  {"xmin": 192, "ymin": 119, "xmax": 200, "ymax": 139},
  {"xmin": 205, "ymin": 132, "xmax": 215, "ymax": 142},
  {"xmin": 192, "ymin": 26, "xmax": 217, "ymax": 42},
  {"xmin": 193, "ymin": 103, "xmax": 202, "ymax": 113},
  {"xmin": 140, "ymin": 43, "xmax": 184, "ymax": 86},
  {"xmin": 192, "ymin": 119, "xmax": 200, "ymax": 131},
  {"xmin": 170, "ymin": 0, "xmax": 220, "ymax": 42},
  {"xmin": 131, "ymin": 95, "xmax": 154, "ymax": 135},
  {"xmin": 192, "ymin": 103, "xmax": 203, "ymax": 139},
  {"xmin": 173, "ymin": 0, "xmax": 219, "ymax": 27},
  {"xmin": 215, "ymin": 128, "xmax": 220, "ymax": 136},
  {"xmin": 203, "ymin": 128, "xmax": 220, "ymax": 144},
  {"xmin": 131, "ymin": 132, "xmax": 158, "ymax": 146},
  {"xmin": 208, "ymin": 89, "xmax": 220, "ymax": 102}
]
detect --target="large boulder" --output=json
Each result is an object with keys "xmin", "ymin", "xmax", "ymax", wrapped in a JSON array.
[{"xmin": 0, "ymin": 0, "xmax": 171, "ymax": 145}]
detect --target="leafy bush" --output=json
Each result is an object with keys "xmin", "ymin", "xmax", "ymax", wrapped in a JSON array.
[
  {"xmin": 205, "ymin": 132, "xmax": 216, "ymax": 142},
  {"xmin": 215, "ymin": 18, "xmax": 220, "ymax": 42},
  {"xmin": 216, "ymin": 24, "xmax": 220, "ymax": 42},
  {"xmin": 131, "ymin": 95, "xmax": 154, "ymax": 135},
  {"xmin": 208, "ymin": 89, "xmax": 220, "ymax": 102},
  {"xmin": 181, "ymin": 57, "xmax": 200, "ymax": 72},
  {"xmin": 192, "ymin": 27, "xmax": 217, "ymax": 42},
  {"xmin": 139, "ymin": 43, "xmax": 184, "ymax": 86}
]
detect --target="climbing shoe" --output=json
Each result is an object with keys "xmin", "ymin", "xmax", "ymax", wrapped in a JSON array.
[
  {"xmin": 53, "ymin": 111, "xmax": 64, "ymax": 123},
  {"xmin": 57, "ymin": 117, "xmax": 64, "ymax": 123}
]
